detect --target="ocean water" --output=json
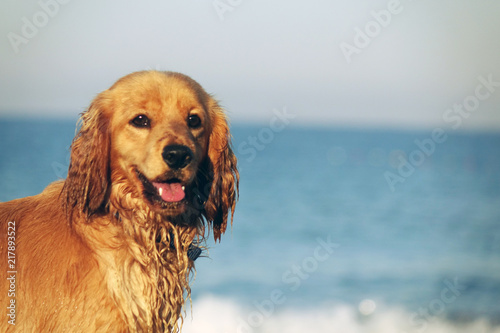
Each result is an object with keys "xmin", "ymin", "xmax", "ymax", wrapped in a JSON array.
[{"xmin": 1, "ymin": 119, "xmax": 500, "ymax": 332}]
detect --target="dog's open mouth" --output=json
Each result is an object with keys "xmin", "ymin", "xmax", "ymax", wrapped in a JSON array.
[
  {"xmin": 153, "ymin": 181, "xmax": 185, "ymax": 202},
  {"xmin": 136, "ymin": 170, "xmax": 188, "ymax": 210}
]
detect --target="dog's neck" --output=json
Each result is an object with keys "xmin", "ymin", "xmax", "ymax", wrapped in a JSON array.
[{"xmin": 75, "ymin": 206, "xmax": 198, "ymax": 332}]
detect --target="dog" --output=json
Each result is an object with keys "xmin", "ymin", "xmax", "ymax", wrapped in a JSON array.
[{"xmin": 0, "ymin": 71, "xmax": 238, "ymax": 332}]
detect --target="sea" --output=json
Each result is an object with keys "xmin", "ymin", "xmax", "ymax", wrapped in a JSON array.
[{"xmin": 1, "ymin": 119, "xmax": 499, "ymax": 333}]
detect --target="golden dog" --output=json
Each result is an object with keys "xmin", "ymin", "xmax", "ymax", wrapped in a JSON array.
[{"xmin": 0, "ymin": 71, "xmax": 238, "ymax": 332}]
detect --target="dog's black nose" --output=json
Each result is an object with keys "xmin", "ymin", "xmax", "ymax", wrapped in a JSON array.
[{"xmin": 162, "ymin": 145, "xmax": 193, "ymax": 169}]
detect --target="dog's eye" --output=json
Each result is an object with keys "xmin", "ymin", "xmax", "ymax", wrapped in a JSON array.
[
  {"xmin": 187, "ymin": 114, "xmax": 201, "ymax": 128},
  {"xmin": 131, "ymin": 115, "xmax": 150, "ymax": 128}
]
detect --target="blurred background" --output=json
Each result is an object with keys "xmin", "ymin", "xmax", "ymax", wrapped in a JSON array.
[{"xmin": 1, "ymin": 1, "xmax": 499, "ymax": 332}]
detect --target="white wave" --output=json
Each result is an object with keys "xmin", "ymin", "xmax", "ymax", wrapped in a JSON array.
[{"xmin": 182, "ymin": 295, "xmax": 499, "ymax": 333}]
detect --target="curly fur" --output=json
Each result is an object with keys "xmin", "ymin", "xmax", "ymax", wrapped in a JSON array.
[{"xmin": 0, "ymin": 71, "xmax": 238, "ymax": 332}]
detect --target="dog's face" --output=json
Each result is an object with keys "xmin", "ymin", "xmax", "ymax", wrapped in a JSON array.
[
  {"xmin": 106, "ymin": 73, "xmax": 212, "ymax": 216},
  {"xmin": 64, "ymin": 71, "xmax": 238, "ymax": 239}
]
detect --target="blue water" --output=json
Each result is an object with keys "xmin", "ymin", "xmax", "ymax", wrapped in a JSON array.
[{"xmin": 1, "ymin": 119, "xmax": 500, "ymax": 332}]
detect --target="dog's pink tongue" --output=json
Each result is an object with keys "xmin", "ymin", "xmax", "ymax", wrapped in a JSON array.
[{"xmin": 153, "ymin": 182, "xmax": 185, "ymax": 202}]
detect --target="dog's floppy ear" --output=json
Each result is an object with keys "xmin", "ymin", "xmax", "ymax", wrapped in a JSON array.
[
  {"xmin": 203, "ymin": 100, "xmax": 239, "ymax": 241},
  {"xmin": 62, "ymin": 94, "xmax": 111, "ymax": 219}
]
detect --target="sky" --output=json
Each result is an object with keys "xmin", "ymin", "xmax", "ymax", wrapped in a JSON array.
[{"xmin": 0, "ymin": 0, "xmax": 499, "ymax": 130}]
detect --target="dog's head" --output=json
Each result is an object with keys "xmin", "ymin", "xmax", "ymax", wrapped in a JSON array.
[{"xmin": 63, "ymin": 71, "xmax": 238, "ymax": 240}]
